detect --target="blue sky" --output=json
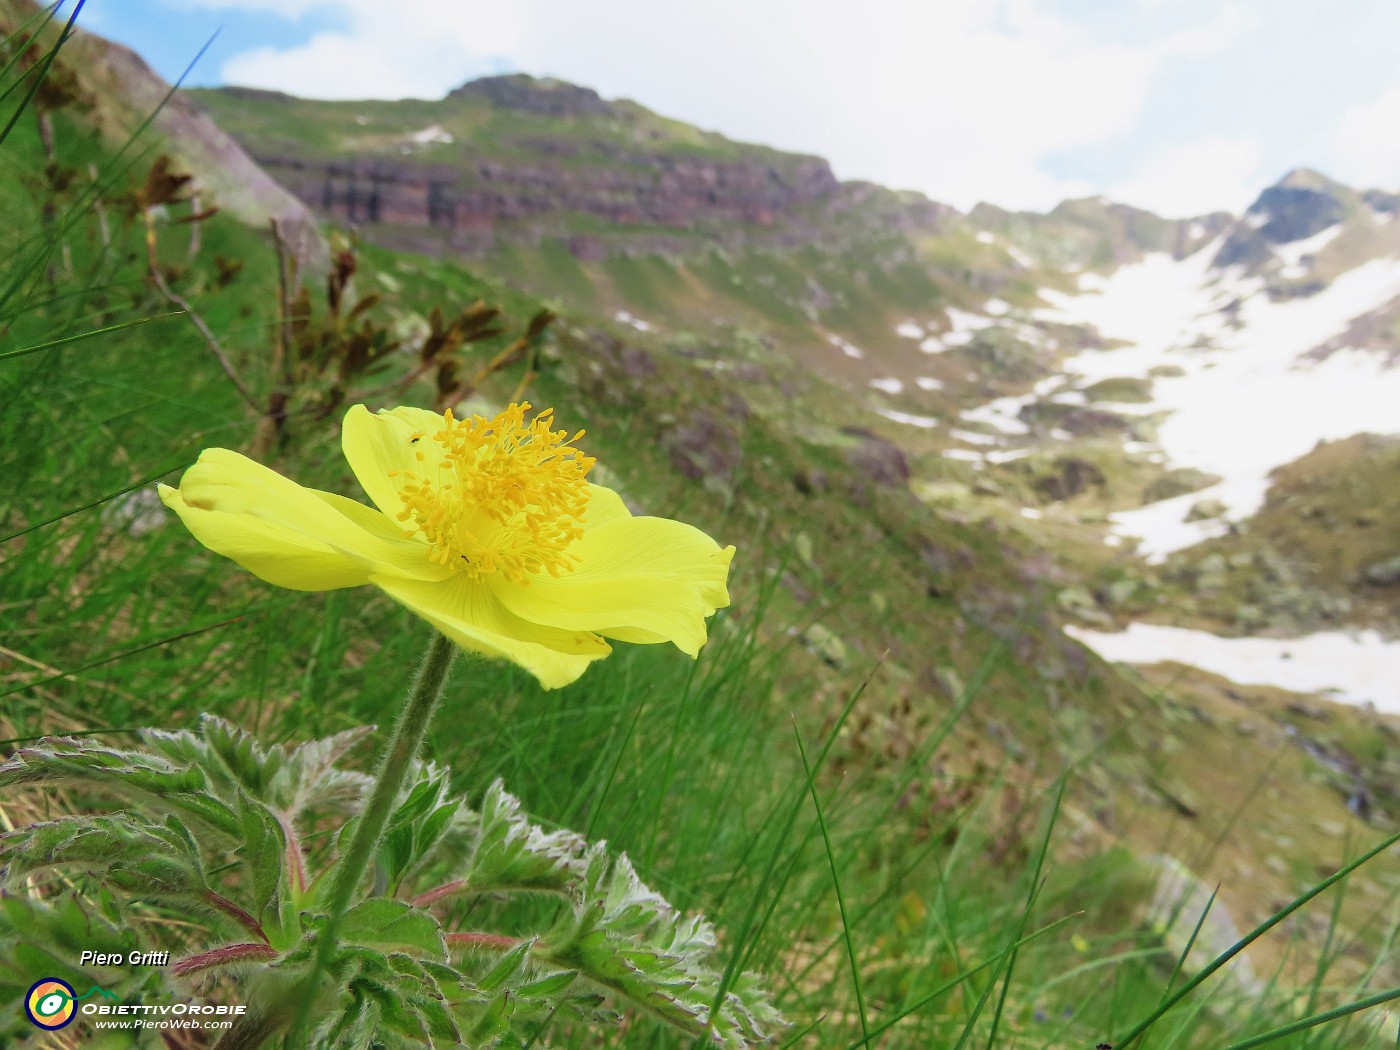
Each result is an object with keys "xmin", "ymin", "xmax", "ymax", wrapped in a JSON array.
[{"xmin": 88, "ymin": 0, "xmax": 1400, "ymax": 217}]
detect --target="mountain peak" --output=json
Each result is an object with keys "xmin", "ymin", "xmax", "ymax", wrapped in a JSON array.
[
  {"xmin": 448, "ymin": 73, "xmax": 612, "ymax": 118},
  {"xmin": 1273, "ymin": 167, "xmax": 1342, "ymax": 193}
]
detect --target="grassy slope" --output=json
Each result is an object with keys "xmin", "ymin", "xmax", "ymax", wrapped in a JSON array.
[{"xmin": 1, "ymin": 25, "xmax": 1398, "ymax": 1050}]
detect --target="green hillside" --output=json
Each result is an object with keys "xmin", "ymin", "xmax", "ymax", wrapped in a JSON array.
[{"xmin": 1, "ymin": 5, "xmax": 1398, "ymax": 1048}]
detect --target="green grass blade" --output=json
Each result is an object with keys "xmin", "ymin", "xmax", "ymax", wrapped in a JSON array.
[
  {"xmin": 794, "ymin": 723, "xmax": 870, "ymax": 1047},
  {"xmin": 701, "ymin": 661, "xmax": 881, "ymax": 1043},
  {"xmin": 1112, "ymin": 826, "xmax": 1400, "ymax": 1049},
  {"xmin": 0, "ymin": 311, "xmax": 183, "ymax": 362},
  {"xmin": 0, "ymin": 1, "xmax": 64, "ymax": 108},
  {"xmin": 0, "ymin": 458, "xmax": 189, "ymax": 542},
  {"xmin": 0, "ymin": 0, "xmax": 86, "ymax": 150},
  {"xmin": 1220, "ymin": 985, "xmax": 1400, "ymax": 1050},
  {"xmin": 841, "ymin": 913, "xmax": 1081, "ymax": 1049}
]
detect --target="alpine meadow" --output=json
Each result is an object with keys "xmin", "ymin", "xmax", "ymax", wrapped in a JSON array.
[{"xmin": 1, "ymin": 2, "xmax": 1398, "ymax": 1048}]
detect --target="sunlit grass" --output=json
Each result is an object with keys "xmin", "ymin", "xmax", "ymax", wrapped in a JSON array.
[{"xmin": 2, "ymin": 13, "xmax": 1399, "ymax": 1047}]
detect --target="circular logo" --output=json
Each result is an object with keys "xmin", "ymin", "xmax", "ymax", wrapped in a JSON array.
[{"xmin": 25, "ymin": 978, "xmax": 77, "ymax": 1030}]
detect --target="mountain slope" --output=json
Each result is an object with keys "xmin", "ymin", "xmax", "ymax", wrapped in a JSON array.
[{"xmin": 4, "ymin": 15, "xmax": 1399, "ymax": 1031}]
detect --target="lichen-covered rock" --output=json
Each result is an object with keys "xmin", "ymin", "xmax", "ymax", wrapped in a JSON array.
[
  {"xmin": 1144, "ymin": 467, "xmax": 1222, "ymax": 504},
  {"xmin": 665, "ymin": 409, "xmax": 744, "ymax": 493},
  {"xmin": 1185, "ymin": 498, "xmax": 1228, "ymax": 522},
  {"xmin": 1031, "ymin": 457, "xmax": 1106, "ymax": 501},
  {"xmin": 840, "ymin": 427, "xmax": 910, "ymax": 486},
  {"xmin": 1362, "ymin": 554, "xmax": 1400, "ymax": 586}
]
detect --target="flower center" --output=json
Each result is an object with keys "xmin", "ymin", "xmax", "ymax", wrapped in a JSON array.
[{"xmin": 392, "ymin": 403, "xmax": 595, "ymax": 584}]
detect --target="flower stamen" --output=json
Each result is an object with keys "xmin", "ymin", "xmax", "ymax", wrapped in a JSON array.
[{"xmin": 393, "ymin": 403, "xmax": 595, "ymax": 584}]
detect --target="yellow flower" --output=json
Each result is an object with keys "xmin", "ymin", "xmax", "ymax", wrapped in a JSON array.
[{"xmin": 158, "ymin": 403, "xmax": 735, "ymax": 689}]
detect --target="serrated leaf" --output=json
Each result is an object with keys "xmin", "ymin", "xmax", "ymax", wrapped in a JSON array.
[
  {"xmin": 0, "ymin": 739, "xmax": 241, "ymax": 838},
  {"xmin": 236, "ymin": 791, "xmax": 286, "ymax": 918},
  {"xmin": 273, "ymin": 725, "xmax": 375, "ymax": 818},
  {"xmin": 340, "ymin": 898, "xmax": 446, "ymax": 959},
  {"xmin": 534, "ymin": 842, "xmax": 781, "ymax": 1047},
  {"xmin": 515, "ymin": 969, "xmax": 580, "ymax": 999},
  {"xmin": 477, "ymin": 940, "xmax": 532, "ymax": 992},
  {"xmin": 379, "ymin": 768, "xmax": 467, "ymax": 890},
  {"xmin": 313, "ymin": 942, "xmax": 465, "ymax": 1049},
  {"xmin": 463, "ymin": 780, "xmax": 588, "ymax": 895}
]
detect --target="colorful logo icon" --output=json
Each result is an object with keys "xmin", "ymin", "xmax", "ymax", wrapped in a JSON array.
[{"xmin": 25, "ymin": 978, "xmax": 77, "ymax": 1030}]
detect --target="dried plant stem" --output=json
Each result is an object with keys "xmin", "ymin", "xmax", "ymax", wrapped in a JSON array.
[
  {"xmin": 250, "ymin": 219, "xmax": 296, "ymax": 458},
  {"xmin": 144, "ymin": 208, "xmax": 257, "ymax": 411}
]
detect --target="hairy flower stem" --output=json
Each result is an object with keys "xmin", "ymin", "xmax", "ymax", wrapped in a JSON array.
[
  {"xmin": 284, "ymin": 632, "xmax": 457, "ymax": 1043},
  {"xmin": 325, "ymin": 631, "xmax": 457, "ymax": 916},
  {"xmin": 213, "ymin": 1009, "xmax": 286, "ymax": 1050}
]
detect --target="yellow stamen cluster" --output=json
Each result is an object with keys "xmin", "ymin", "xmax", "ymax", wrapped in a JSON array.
[{"xmin": 393, "ymin": 403, "xmax": 595, "ymax": 584}]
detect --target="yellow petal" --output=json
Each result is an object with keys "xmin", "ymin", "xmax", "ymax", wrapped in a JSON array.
[
  {"xmin": 371, "ymin": 574, "xmax": 609, "ymax": 689},
  {"xmin": 159, "ymin": 448, "xmax": 447, "ymax": 590},
  {"xmin": 582, "ymin": 483, "xmax": 632, "ymax": 527},
  {"xmin": 341, "ymin": 404, "xmax": 448, "ymax": 518},
  {"xmin": 488, "ymin": 517, "xmax": 734, "ymax": 657}
]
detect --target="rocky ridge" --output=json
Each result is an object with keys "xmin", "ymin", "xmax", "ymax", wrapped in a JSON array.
[{"xmin": 193, "ymin": 75, "xmax": 954, "ymax": 258}]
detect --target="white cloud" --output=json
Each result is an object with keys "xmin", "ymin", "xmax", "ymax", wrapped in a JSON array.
[
  {"xmin": 1108, "ymin": 136, "xmax": 1266, "ymax": 217},
  {"xmin": 175, "ymin": 0, "xmax": 1238, "ymax": 211},
  {"xmin": 1152, "ymin": 6, "xmax": 1254, "ymax": 58},
  {"xmin": 1332, "ymin": 86, "xmax": 1400, "ymax": 190},
  {"xmin": 197, "ymin": 0, "xmax": 524, "ymax": 99}
]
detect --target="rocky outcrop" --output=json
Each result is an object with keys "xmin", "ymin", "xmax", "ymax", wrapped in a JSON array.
[
  {"xmin": 255, "ymin": 147, "xmax": 842, "ymax": 247},
  {"xmin": 449, "ymin": 75, "xmax": 613, "ymax": 118},
  {"xmin": 194, "ymin": 75, "xmax": 954, "ymax": 258},
  {"xmin": 1214, "ymin": 170, "xmax": 1350, "ymax": 271},
  {"xmin": 248, "ymin": 145, "xmax": 861, "ymax": 256},
  {"xmin": 0, "ymin": 0, "xmax": 323, "ymax": 266}
]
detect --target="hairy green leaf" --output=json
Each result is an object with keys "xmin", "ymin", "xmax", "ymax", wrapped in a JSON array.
[{"xmin": 340, "ymin": 898, "xmax": 447, "ymax": 959}]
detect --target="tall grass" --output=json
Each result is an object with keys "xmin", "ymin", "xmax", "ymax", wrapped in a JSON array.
[{"xmin": 2, "ymin": 10, "xmax": 1399, "ymax": 1047}]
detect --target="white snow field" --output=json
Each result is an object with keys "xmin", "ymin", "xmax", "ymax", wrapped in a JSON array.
[
  {"xmin": 1066, "ymin": 623, "xmax": 1400, "ymax": 714},
  {"xmin": 1033, "ymin": 241, "xmax": 1400, "ymax": 560},
  {"xmin": 1015, "ymin": 234, "xmax": 1400, "ymax": 711}
]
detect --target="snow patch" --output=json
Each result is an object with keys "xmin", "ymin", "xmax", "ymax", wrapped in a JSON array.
[
  {"xmin": 950, "ymin": 428, "xmax": 998, "ymax": 446},
  {"xmin": 914, "ymin": 376, "xmax": 945, "ymax": 391},
  {"xmin": 826, "ymin": 332, "xmax": 865, "ymax": 359},
  {"xmin": 985, "ymin": 447, "xmax": 1032, "ymax": 463},
  {"xmin": 877, "ymin": 407, "xmax": 939, "ymax": 428},
  {"xmin": 984, "ymin": 298, "xmax": 1010, "ymax": 316},
  {"xmin": 1021, "ymin": 239, "xmax": 1400, "ymax": 557},
  {"xmin": 976, "ymin": 231, "xmax": 996, "ymax": 244},
  {"xmin": 614, "ymin": 310, "xmax": 652, "ymax": 332},
  {"xmin": 942, "ymin": 307, "xmax": 996, "ymax": 346},
  {"xmin": 961, "ymin": 395, "xmax": 1032, "ymax": 435},
  {"xmin": 410, "ymin": 124, "xmax": 454, "ymax": 145},
  {"xmin": 896, "ymin": 320, "xmax": 926, "ymax": 339},
  {"xmin": 1007, "ymin": 245, "xmax": 1034, "ymax": 268},
  {"xmin": 870, "ymin": 377, "xmax": 904, "ymax": 395},
  {"xmin": 1066, "ymin": 624, "xmax": 1400, "ymax": 714},
  {"xmin": 1274, "ymin": 223, "xmax": 1341, "ymax": 269}
]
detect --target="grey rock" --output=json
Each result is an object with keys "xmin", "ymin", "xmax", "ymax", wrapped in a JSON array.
[
  {"xmin": 1362, "ymin": 554, "xmax": 1400, "ymax": 586},
  {"xmin": 1185, "ymin": 498, "xmax": 1228, "ymax": 522},
  {"xmin": 1143, "ymin": 467, "xmax": 1222, "ymax": 503}
]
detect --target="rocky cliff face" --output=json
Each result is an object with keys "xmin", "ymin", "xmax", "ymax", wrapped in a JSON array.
[
  {"xmin": 192, "ymin": 75, "xmax": 953, "ymax": 258},
  {"xmin": 255, "ymin": 147, "xmax": 845, "ymax": 254}
]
